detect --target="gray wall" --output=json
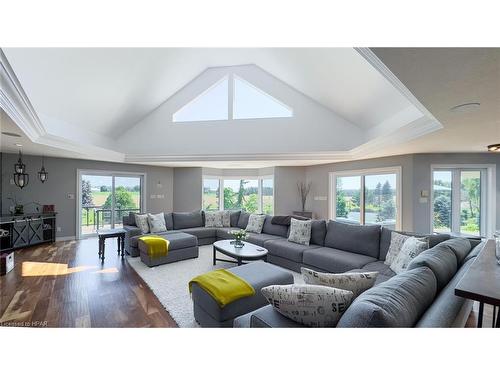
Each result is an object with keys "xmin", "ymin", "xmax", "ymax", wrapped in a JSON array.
[
  {"xmin": 1, "ymin": 153, "xmax": 174, "ymax": 238},
  {"xmin": 305, "ymin": 155, "xmax": 414, "ymax": 230},
  {"xmin": 274, "ymin": 166, "xmax": 306, "ymax": 215},
  {"xmin": 173, "ymin": 167, "xmax": 202, "ymax": 211}
]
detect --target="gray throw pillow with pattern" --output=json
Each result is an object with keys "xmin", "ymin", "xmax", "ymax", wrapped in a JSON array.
[
  {"xmin": 301, "ymin": 267, "xmax": 378, "ymax": 298},
  {"xmin": 288, "ymin": 218, "xmax": 312, "ymax": 245},
  {"xmin": 134, "ymin": 213, "xmax": 150, "ymax": 234},
  {"xmin": 384, "ymin": 231, "xmax": 411, "ymax": 265},
  {"xmin": 261, "ymin": 284, "xmax": 353, "ymax": 327},
  {"xmin": 204, "ymin": 211, "xmax": 223, "ymax": 228},
  {"xmin": 222, "ymin": 211, "xmax": 231, "ymax": 227},
  {"xmin": 390, "ymin": 236, "xmax": 429, "ymax": 274},
  {"xmin": 147, "ymin": 213, "xmax": 166, "ymax": 233},
  {"xmin": 245, "ymin": 214, "xmax": 266, "ymax": 233}
]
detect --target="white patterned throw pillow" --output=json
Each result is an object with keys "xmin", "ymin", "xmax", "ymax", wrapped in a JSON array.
[
  {"xmin": 301, "ymin": 268, "xmax": 378, "ymax": 298},
  {"xmin": 288, "ymin": 218, "xmax": 312, "ymax": 245},
  {"xmin": 245, "ymin": 214, "xmax": 266, "ymax": 233},
  {"xmin": 261, "ymin": 284, "xmax": 353, "ymax": 327},
  {"xmin": 390, "ymin": 236, "xmax": 429, "ymax": 274},
  {"xmin": 222, "ymin": 211, "xmax": 231, "ymax": 227},
  {"xmin": 134, "ymin": 213, "xmax": 150, "ymax": 234},
  {"xmin": 147, "ymin": 213, "xmax": 167, "ymax": 233},
  {"xmin": 384, "ymin": 231, "xmax": 411, "ymax": 265},
  {"xmin": 204, "ymin": 211, "xmax": 223, "ymax": 228}
]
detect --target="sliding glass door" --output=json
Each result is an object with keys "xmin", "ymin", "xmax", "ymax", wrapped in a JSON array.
[
  {"xmin": 432, "ymin": 168, "xmax": 485, "ymax": 236},
  {"xmin": 79, "ymin": 172, "xmax": 144, "ymax": 237}
]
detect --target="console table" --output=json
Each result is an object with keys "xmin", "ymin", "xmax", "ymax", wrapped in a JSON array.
[
  {"xmin": 0, "ymin": 212, "xmax": 57, "ymax": 252},
  {"xmin": 455, "ymin": 239, "xmax": 500, "ymax": 327}
]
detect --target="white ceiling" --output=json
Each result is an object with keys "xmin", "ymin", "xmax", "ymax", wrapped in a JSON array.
[
  {"xmin": 2, "ymin": 48, "xmax": 413, "ymax": 137},
  {"xmin": 2, "ymin": 47, "xmax": 498, "ymax": 168}
]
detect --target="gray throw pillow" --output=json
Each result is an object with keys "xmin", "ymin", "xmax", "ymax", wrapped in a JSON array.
[
  {"xmin": 246, "ymin": 214, "xmax": 266, "ymax": 233},
  {"xmin": 134, "ymin": 213, "xmax": 150, "ymax": 234},
  {"xmin": 301, "ymin": 267, "xmax": 378, "ymax": 298},
  {"xmin": 147, "ymin": 213, "xmax": 166, "ymax": 233},
  {"xmin": 204, "ymin": 211, "xmax": 223, "ymax": 228},
  {"xmin": 288, "ymin": 218, "xmax": 312, "ymax": 245},
  {"xmin": 390, "ymin": 236, "xmax": 429, "ymax": 274},
  {"xmin": 261, "ymin": 284, "xmax": 353, "ymax": 327}
]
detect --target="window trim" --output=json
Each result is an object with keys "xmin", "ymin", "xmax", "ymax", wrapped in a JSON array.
[
  {"xmin": 202, "ymin": 175, "xmax": 275, "ymax": 214},
  {"xmin": 430, "ymin": 164, "xmax": 496, "ymax": 237},
  {"xmin": 329, "ymin": 166, "xmax": 402, "ymax": 230}
]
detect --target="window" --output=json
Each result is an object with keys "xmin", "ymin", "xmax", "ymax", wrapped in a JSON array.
[
  {"xmin": 233, "ymin": 76, "xmax": 292, "ymax": 119},
  {"xmin": 202, "ymin": 176, "xmax": 274, "ymax": 214},
  {"xmin": 432, "ymin": 166, "xmax": 492, "ymax": 237},
  {"xmin": 173, "ymin": 77, "xmax": 229, "ymax": 122},
  {"xmin": 173, "ymin": 74, "xmax": 292, "ymax": 122},
  {"xmin": 330, "ymin": 167, "xmax": 401, "ymax": 230}
]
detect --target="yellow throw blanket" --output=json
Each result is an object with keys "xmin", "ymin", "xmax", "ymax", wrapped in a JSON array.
[
  {"xmin": 189, "ymin": 269, "xmax": 255, "ymax": 307},
  {"xmin": 139, "ymin": 235, "xmax": 170, "ymax": 258}
]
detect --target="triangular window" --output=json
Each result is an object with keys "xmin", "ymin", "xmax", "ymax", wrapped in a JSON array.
[
  {"xmin": 173, "ymin": 77, "xmax": 229, "ymax": 122},
  {"xmin": 233, "ymin": 76, "xmax": 293, "ymax": 119},
  {"xmin": 172, "ymin": 74, "xmax": 293, "ymax": 122}
]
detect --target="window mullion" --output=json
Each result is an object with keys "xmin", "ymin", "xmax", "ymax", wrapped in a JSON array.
[
  {"xmin": 219, "ymin": 179, "xmax": 224, "ymax": 211},
  {"xmin": 451, "ymin": 170, "xmax": 461, "ymax": 234},
  {"xmin": 360, "ymin": 175, "xmax": 365, "ymax": 225}
]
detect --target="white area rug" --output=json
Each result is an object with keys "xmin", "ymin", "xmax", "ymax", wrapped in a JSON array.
[{"xmin": 127, "ymin": 245, "xmax": 301, "ymax": 327}]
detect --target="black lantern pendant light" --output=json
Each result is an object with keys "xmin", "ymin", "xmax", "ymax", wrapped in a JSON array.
[
  {"xmin": 13, "ymin": 150, "xmax": 29, "ymax": 189},
  {"xmin": 38, "ymin": 155, "xmax": 48, "ymax": 183}
]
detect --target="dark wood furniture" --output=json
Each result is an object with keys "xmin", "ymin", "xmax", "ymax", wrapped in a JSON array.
[
  {"xmin": 213, "ymin": 239, "xmax": 268, "ymax": 266},
  {"xmin": 97, "ymin": 228, "xmax": 126, "ymax": 262},
  {"xmin": 455, "ymin": 239, "xmax": 500, "ymax": 328},
  {"xmin": 0, "ymin": 212, "xmax": 57, "ymax": 252}
]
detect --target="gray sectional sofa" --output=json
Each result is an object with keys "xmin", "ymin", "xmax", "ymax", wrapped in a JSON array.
[{"xmin": 123, "ymin": 210, "xmax": 483, "ymax": 327}]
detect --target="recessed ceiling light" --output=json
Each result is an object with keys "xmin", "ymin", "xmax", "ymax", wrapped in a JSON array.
[
  {"xmin": 14, "ymin": 143, "xmax": 23, "ymax": 147},
  {"xmin": 450, "ymin": 102, "xmax": 481, "ymax": 113},
  {"xmin": 487, "ymin": 144, "xmax": 500, "ymax": 152},
  {"xmin": 1, "ymin": 131, "xmax": 22, "ymax": 137}
]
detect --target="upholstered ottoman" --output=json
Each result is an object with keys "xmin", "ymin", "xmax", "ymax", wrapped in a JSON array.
[
  {"xmin": 139, "ymin": 232, "xmax": 198, "ymax": 267},
  {"xmin": 191, "ymin": 261, "xmax": 294, "ymax": 327}
]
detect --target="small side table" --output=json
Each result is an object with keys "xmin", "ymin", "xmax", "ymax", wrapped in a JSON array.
[
  {"xmin": 97, "ymin": 228, "xmax": 126, "ymax": 262},
  {"xmin": 455, "ymin": 239, "xmax": 500, "ymax": 328}
]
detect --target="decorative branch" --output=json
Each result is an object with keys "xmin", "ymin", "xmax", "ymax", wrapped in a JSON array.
[{"xmin": 297, "ymin": 181, "xmax": 312, "ymax": 212}]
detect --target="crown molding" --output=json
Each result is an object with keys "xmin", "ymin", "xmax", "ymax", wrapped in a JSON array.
[{"xmin": 0, "ymin": 49, "xmax": 46, "ymax": 141}]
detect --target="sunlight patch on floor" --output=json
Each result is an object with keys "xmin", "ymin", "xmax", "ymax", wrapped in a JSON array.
[{"xmin": 21, "ymin": 262, "xmax": 98, "ymax": 277}]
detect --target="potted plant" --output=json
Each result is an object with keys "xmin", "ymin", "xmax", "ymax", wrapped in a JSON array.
[{"xmin": 229, "ymin": 229, "xmax": 248, "ymax": 248}]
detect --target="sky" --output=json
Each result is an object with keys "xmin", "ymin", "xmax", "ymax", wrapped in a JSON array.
[
  {"xmin": 173, "ymin": 75, "xmax": 291, "ymax": 122},
  {"xmin": 82, "ymin": 175, "xmax": 141, "ymax": 189}
]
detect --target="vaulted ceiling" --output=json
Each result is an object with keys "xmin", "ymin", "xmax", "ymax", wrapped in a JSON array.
[{"xmin": 1, "ymin": 47, "xmax": 497, "ymax": 167}]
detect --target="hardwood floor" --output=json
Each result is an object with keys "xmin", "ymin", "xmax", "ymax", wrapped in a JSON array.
[
  {"xmin": 0, "ymin": 238, "xmax": 495, "ymax": 328},
  {"xmin": 0, "ymin": 238, "xmax": 177, "ymax": 327}
]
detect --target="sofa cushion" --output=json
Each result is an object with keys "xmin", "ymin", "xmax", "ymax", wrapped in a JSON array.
[
  {"xmin": 441, "ymin": 237, "xmax": 472, "ymax": 265},
  {"xmin": 463, "ymin": 241, "xmax": 484, "ymax": 263},
  {"xmin": 229, "ymin": 210, "xmax": 241, "ymax": 227},
  {"xmin": 216, "ymin": 227, "xmax": 241, "ymax": 240},
  {"xmin": 180, "ymin": 227, "xmax": 217, "ymax": 239},
  {"xmin": 172, "ymin": 210, "xmax": 203, "ymax": 230},
  {"xmin": 266, "ymin": 239, "xmax": 319, "ymax": 263},
  {"xmin": 246, "ymin": 233, "xmax": 283, "ymax": 247},
  {"xmin": 310, "ymin": 220, "xmax": 327, "ymax": 246},
  {"xmin": 379, "ymin": 227, "xmax": 450, "ymax": 261},
  {"xmin": 303, "ymin": 247, "xmax": 376, "ymax": 273},
  {"xmin": 324, "ymin": 220, "xmax": 381, "ymax": 258},
  {"xmin": 204, "ymin": 211, "xmax": 223, "ymax": 228},
  {"xmin": 246, "ymin": 214, "xmax": 266, "ymax": 233},
  {"xmin": 337, "ymin": 267, "xmax": 437, "ymax": 327},
  {"xmin": 135, "ymin": 231, "xmax": 196, "ymax": 252},
  {"xmin": 237, "ymin": 211, "xmax": 250, "ymax": 229},
  {"xmin": 390, "ymin": 237, "xmax": 429, "ymax": 274},
  {"xmin": 262, "ymin": 215, "xmax": 289, "ymax": 237},
  {"xmin": 234, "ymin": 305, "xmax": 305, "ymax": 328},
  {"xmin": 407, "ymin": 244, "xmax": 458, "ymax": 291},
  {"xmin": 147, "ymin": 213, "xmax": 167, "ymax": 233},
  {"xmin": 164, "ymin": 212, "xmax": 174, "ymax": 230},
  {"xmin": 288, "ymin": 218, "xmax": 312, "ymax": 245},
  {"xmin": 361, "ymin": 261, "xmax": 396, "ymax": 278},
  {"xmin": 416, "ymin": 257, "xmax": 475, "ymax": 327}
]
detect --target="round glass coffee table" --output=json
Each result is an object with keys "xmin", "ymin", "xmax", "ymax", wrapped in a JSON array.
[{"xmin": 212, "ymin": 240, "xmax": 268, "ymax": 266}]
